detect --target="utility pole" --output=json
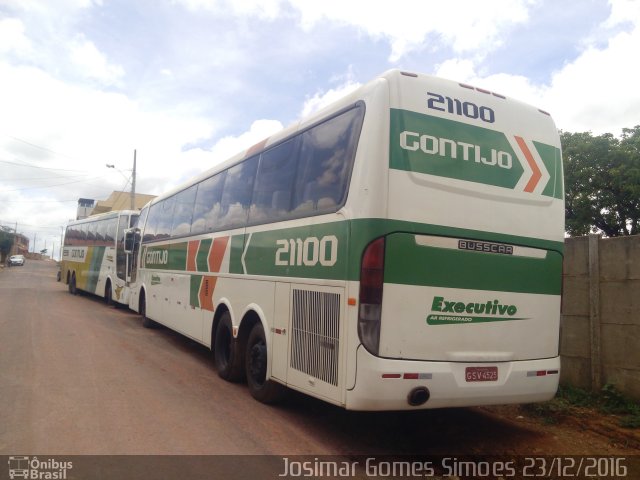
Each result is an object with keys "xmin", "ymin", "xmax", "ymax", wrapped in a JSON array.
[{"xmin": 131, "ymin": 149, "xmax": 137, "ymax": 210}]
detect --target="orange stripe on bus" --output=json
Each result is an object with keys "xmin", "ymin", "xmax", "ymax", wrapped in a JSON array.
[
  {"xmin": 187, "ymin": 240, "xmax": 199, "ymax": 271},
  {"xmin": 515, "ymin": 135, "xmax": 541, "ymax": 193},
  {"xmin": 199, "ymin": 276, "xmax": 217, "ymax": 312},
  {"xmin": 208, "ymin": 236, "xmax": 229, "ymax": 273}
]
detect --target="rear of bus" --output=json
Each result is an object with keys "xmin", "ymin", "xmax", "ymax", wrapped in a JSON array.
[{"xmin": 347, "ymin": 71, "xmax": 564, "ymax": 410}]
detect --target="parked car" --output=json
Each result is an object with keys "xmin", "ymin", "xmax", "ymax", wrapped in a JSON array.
[{"xmin": 8, "ymin": 254, "xmax": 25, "ymax": 266}]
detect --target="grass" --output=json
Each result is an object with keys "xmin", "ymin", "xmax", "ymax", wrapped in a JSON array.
[{"xmin": 523, "ymin": 384, "xmax": 640, "ymax": 428}]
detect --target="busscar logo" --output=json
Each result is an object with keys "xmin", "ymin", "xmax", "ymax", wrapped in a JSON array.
[
  {"xmin": 427, "ymin": 296, "xmax": 526, "ymax": 325},
  {"xmin": 8, "ymin": 456, "xmax": 73, "ymax": 480}
]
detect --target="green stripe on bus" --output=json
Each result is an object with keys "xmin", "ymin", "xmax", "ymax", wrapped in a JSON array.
[
  {"xmin": 190, "ymin": 275, "xmax": 202, "ymax": 308},
  {"xmin": 534, "ymin": 141, "xmax": 563, "ymax": 200},
  {"xmin": 389, "ymin": 109, "xmax": 523, "ymax": 190},
  {"xmin": 86, "ymin": 246, "xmax": 106, "ymax": 293},
  {"xmin": 229, "ymin": 234, "xmax": 246, "ymax": 274},
  {"xmin": 383, "ymin": 232, "xmax": 562, "ymax": 295},
  {"xmin": 140, "ymin": 218, "xmax": 563, "ymax": 288},
  {"xmin": 389, "ymin": 109, "xmax": 562, "ymax": 198},
  {"xmin": 241, "ymin": 222, "xmax": 349, "ymax": 280},
  {"xmin": 197, "ymin": 238, "xmax": 212, "ymax": 272},
  {"xmin": 346, "ymin": 218, "xmax": 564, "ymax": 282}
]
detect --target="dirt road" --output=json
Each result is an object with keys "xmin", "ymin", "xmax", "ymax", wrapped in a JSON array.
[{"xmin": 1, "ymin": 260, "xmax": 638, "ymax": 461}]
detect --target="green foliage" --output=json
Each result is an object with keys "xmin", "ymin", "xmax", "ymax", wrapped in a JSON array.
[
  {"xmin": 524, "ymin": 384, "xmax": 640, "ymax": 429},
  {"xmin": 562, "ymin": 126, "xmax": 640, "ymax": 236},
  {"xmin": 0, "ymin": 227, "xmax": 15, "ymax": 257}
]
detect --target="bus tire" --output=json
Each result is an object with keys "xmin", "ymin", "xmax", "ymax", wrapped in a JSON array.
[
  {"xmin": 105, "ymin": 281, "xmax": 113, "ymax": 306},
  {"xmin": 214, "ymin": 312, "xmax": 244, "ymax": 382},
  {"xmin": 140, "ymin": 292, "xmax": 158, "ymax": 328},
  {"xmin": 245, "ymin": 322, "xmax": 286, "ymax": 404},
  {"xmin": 68, "ymin": 273, "xmax": 77, "ymax": 295}
]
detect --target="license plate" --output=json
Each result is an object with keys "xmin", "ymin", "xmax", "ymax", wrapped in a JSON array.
[{"xmin": 465, "ymin": 366, "xmax": 498, "ymax": 382}]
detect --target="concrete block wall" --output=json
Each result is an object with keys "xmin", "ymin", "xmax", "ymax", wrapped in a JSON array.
[{"xmin": 560, "ymin": 235, "xmax": 640, "ymax": 400}]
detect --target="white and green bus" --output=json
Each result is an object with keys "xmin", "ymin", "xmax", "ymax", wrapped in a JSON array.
[
  {"xmin": 62, "ymin": 210, "xmax": 140, "ymax": 307},
  {"xmin": 125, "ymin": 70, "xmax": 564, "ymax": 410}
]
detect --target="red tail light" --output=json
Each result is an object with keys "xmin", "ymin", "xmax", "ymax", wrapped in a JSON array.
[{"xmin": 358, "ymin": 237, "xmax": 385, "ymax": 355}]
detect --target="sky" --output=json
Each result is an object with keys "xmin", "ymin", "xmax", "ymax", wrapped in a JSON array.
[{"xmin": 0, "ymin": 0, "xmax": 639, "ymax": 259}]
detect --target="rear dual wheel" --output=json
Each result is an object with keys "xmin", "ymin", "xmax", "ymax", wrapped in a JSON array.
[
  {"xmin": 213, "ymin": 313, "xmax": 244, "ymax": 382},
  {"xmin": 104, "ymin": 282, "xmax": 113, "ymax": 306},
  {"xmin": 213, "ymin": 316, "xmax": 286, "ymax": 404},
  {"xmin": 245, "ymin": 323, "xmax": 286, "ymax": 404},
  {"xmin": 68, "ymin": 273, "xmax": 77, "ymax": 295}
]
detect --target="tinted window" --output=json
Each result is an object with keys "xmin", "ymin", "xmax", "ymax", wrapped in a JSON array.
[
  {"xmin": 155, "ymin": 196, "xmax": 176, "ymax": 240},
  {"xmin": 105, "ymin": 218, "xmax": 117, "ymax": 243},
  {"xmin": 292, "ymin": 105, "xmax": 364, "ymax": 214},
  {"xmin": 79, "ymin": 224, "xmax": 87, "ymax": 244},
  {"xmin": 64, "ymin": 226, "xmax": 74, "ymax": 246},
  {"xmin": 86, "ymin": 222, "xmax": 96, "ymax": 244},
  {"xmin": 137, "ymin": 206, "xmax": 149, "ymax": 231},
  {"xmin": 116, "ymin": 215, "xmax": 129, "ymax": 280},
  {"xmin": 171, "ymin": 185, "xmax": 197, "ymax": 236},
  {"xmin": 219, "ymin": 156, "xmax": 258, "ymax": 229},
  {"xmin": 95, "ymin": 220, "xmax": 107, "ymax": 245},
  {"xmin": 144, "ymin": 204, "xmax": 160, "ymax": 242},
  {"xmin": 249, "ymin": 138, "xmax": 298, "ymax": 223},
  {"xmin": 191, "ymin": 172, "xmax": 226, "ymax": 234}
]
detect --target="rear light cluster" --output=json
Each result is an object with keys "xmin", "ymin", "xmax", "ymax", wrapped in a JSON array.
[
  {"xmin": 527, "ymin": 370, "xmax": 559, "ymax": 377},
  {"xmin": 358, "ymin": 237, "xmax": 385, "ymax": 355}
]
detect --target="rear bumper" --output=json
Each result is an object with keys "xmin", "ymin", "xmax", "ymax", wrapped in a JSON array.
[{"xmin": 345, "ymin": 345, "xmax": 560, "ymax": 411}]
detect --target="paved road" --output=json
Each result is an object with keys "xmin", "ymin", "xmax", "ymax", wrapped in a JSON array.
[{"xmin": 0, "ymin": 260, "xmax": 545, "ymax": 456}]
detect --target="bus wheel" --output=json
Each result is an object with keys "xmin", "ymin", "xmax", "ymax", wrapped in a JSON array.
[
  {"xmin": 140, "ymin": 293, "xmax": 157, "ymax": 328},
  {"xmin": 213, "ymin": 312, "xmax": 244, "ymax": 382},
  {"xmin": 245, "ymin": 322, "xmax": 286, "ymax": 404},
  {"xmin": 104, "ymin": 281, "xmax": 113, "ymax": 306},
  {"xmin": 68, "ymin": 273, "xmax": 77, "ymax": 295}
]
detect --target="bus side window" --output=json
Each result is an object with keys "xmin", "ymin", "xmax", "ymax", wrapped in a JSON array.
[
  {"xmin": 154, "ymin": 196, "xmax": 176, "ymax": 240},
  {"xmin": 79, "ymin": 224, "xmax": 88, "ymax": 245},
  {"xmin": 191, "ymin": 171, "xmax": 226, "ymax": 234},
  {"xmin": 170, "ymin": 184, "xmax": 198, "ymax": 237},
  {"xmin": 219, "ymin": 156, "xmax": 258, "ymax": 230},
  {"xmin": 144, "ymin": 204, "xmax": 160, "ymax": 242},
  {"xmin": 105, "ymin": 218, "xmax": 117, "ymax": 244},
  {"xmin": 292, "ymin": 105, "xmax": 364, "ymax": 214},
  {"xmin": 95, "ymin": 220, "xmax": 107, "ymax": 246},
  {"xmin": 86, "ymin": 222, "xmax": 97, "ymax": 245},
  {"xmin": 249, "ymin": 138, "xmax": 298, "ymax": 224}
]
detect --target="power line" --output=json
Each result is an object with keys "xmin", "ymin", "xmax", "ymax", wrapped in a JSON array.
[
  {"xmin": 0, "ymin": 157, "xmax": 89, "ymax": 173},
  {"xmin": 2, "ymin": 134, "xmax": 83, "ymax": 162},
  {"xmin": 0, "ymin": 176, "xmax": 104, "ymax": 192}
]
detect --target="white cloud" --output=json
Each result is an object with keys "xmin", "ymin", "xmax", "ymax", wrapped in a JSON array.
[
  {"xmin": 433, "ymin": 0, "xmax": 640, "ymax": 135},
  {"xmin": 174, "ymin": 0, "xmax": 533, "ymax": 61},
  {"xmin": 0, "ymin": 18, "xmax": 32, "ymax": 55},
  {"xmin": 0, "ymin": 61, "xmax": 217, "ymax": 226},
  {"xmin": 176, "ymin": 0, "xmax": 283, "ymax": 19},
  {"xmin": 300, "ymin": 67, "xmax": 362, "ymax": 118},
  {"xmin": 68, "ymin": 37, "xmax": 125, "ymax": 85},
  {"xmin": 208, "ymin": 119, "xmax": 284, "ymax": 163},
  {"xmin": 604, "ymin": 0, "xmax": 640, "ymax": 27},
  {"xmin": 290, "ymin": 0, "xmax": 532, "ymax": 61}
]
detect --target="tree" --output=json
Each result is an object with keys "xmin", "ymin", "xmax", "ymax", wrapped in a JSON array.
[
  {"xmin": 562, "ymin": 126, "xmax": 640, "ymax": 237},
  {"xmin": 0, "ymin": 226, "xmax": 15, "ymax": 260}
]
